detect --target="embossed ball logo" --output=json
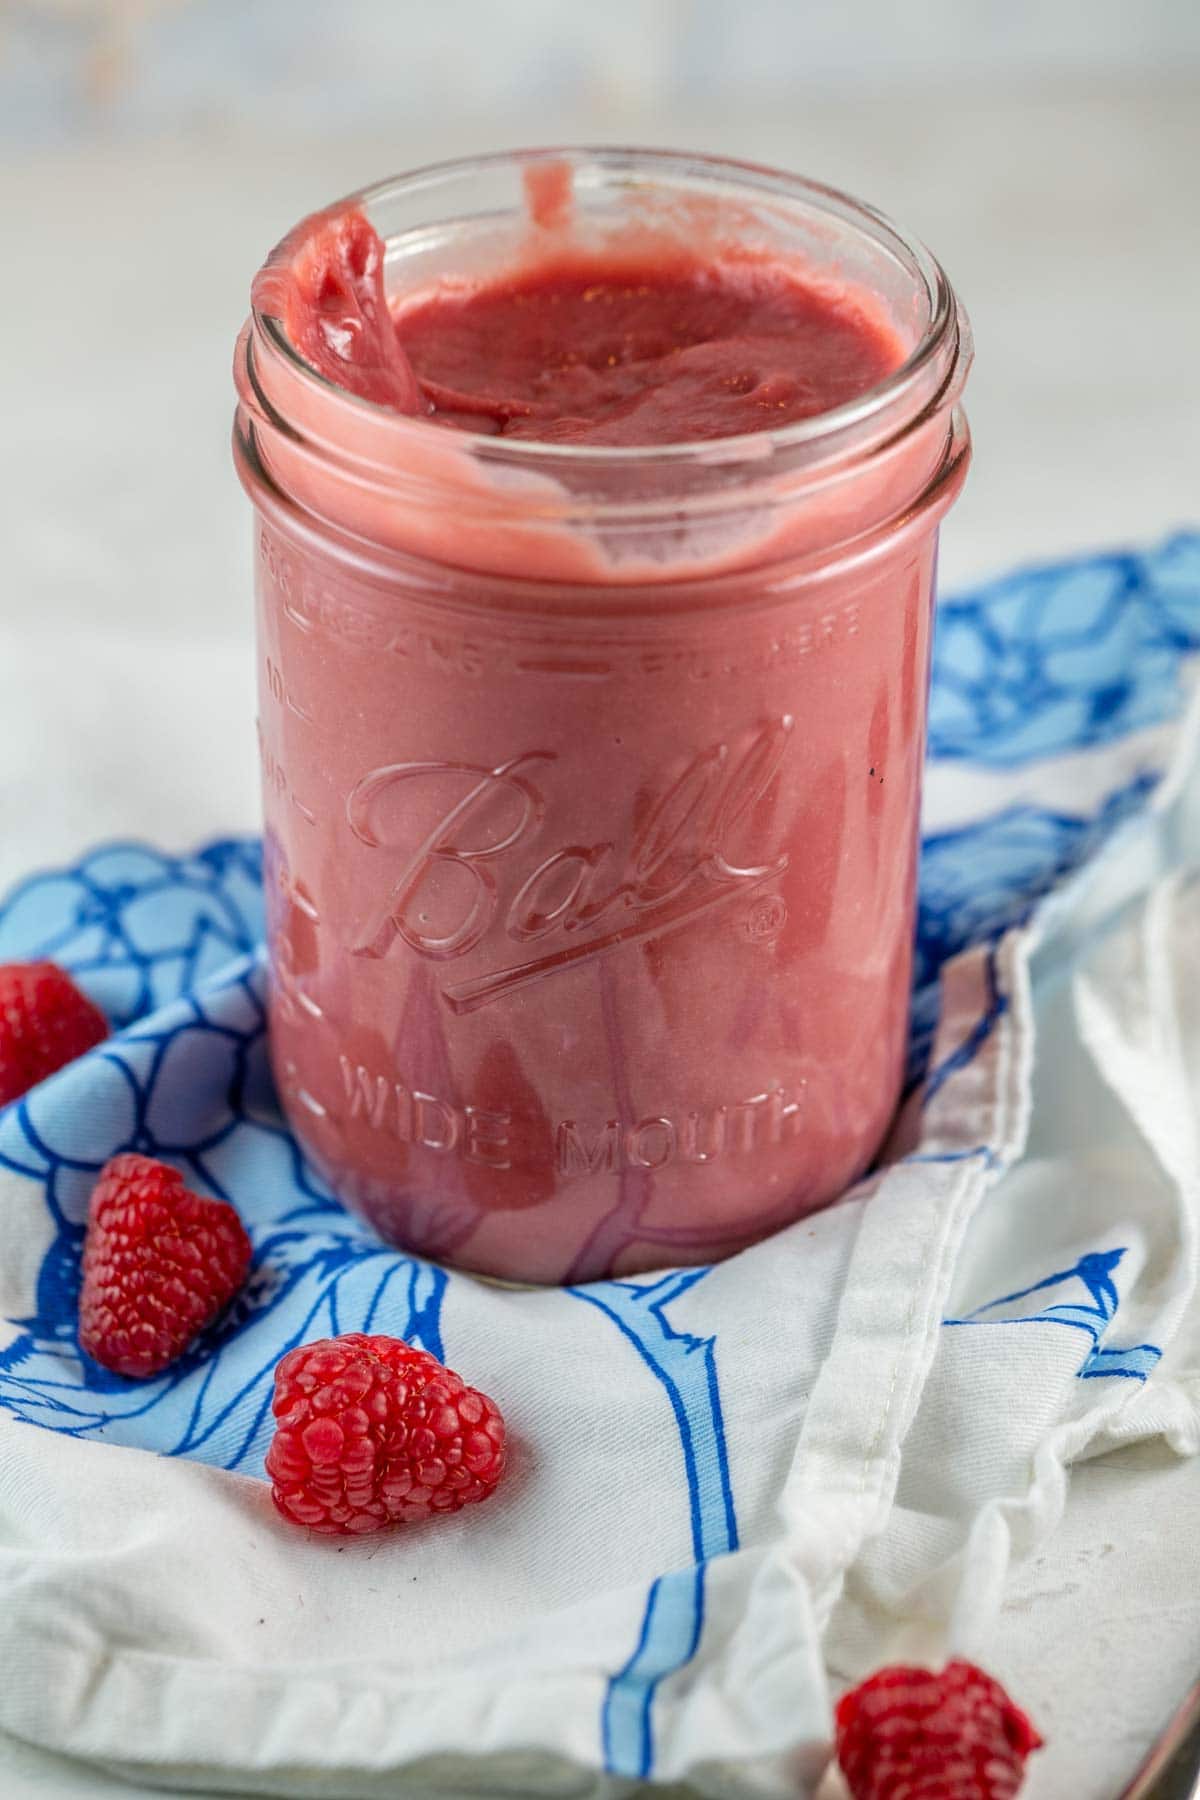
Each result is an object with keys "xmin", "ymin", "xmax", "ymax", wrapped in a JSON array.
[{"xmin": 347, "ymin": 718, "xmax": 794, "ymax": 1010}]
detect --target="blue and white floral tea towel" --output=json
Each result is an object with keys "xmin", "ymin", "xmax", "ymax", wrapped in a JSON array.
[{"xmin": 1, "ymin": 536, "xmax": 1199, "ymax": 1800}]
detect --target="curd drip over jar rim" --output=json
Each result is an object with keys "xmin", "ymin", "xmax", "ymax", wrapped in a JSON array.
[{"xmin": 235, "ymin": 147, "xmax": 972, "ymax": 586}]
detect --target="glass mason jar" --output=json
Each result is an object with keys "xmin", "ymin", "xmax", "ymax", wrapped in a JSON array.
[{"xmin": 233, "ymin": 147, "xmax": 972, "ymax": 1283}]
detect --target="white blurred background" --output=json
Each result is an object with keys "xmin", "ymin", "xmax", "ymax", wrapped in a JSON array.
[{"xmin": 5, "ymin": 0, "xmax": 1200, "ymax": 139}]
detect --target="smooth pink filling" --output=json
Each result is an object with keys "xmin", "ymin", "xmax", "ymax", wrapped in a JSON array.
[{"xmin": 259, "ymin": 207, "xmax": 906, "ymax": 446}]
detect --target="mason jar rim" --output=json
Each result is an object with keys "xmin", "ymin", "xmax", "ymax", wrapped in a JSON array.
[{"xmin": 250, "ymin": 144, "xmax": 969, "ymax": 473}]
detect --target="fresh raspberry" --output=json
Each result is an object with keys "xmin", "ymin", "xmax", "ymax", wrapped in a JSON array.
[
  {"xmin": 79, "ymin": 1154, "xmax": 253, "ymax": 1378},
  {"xmin": 0, "ymin": 961, "xmax": 108, "ymax": 1105},
  {"xmin": 836, "ymin": 1660, "xmax": 1043, "ymax": 1800},
  {"xmin": 266, "ymin": 1333, "xmax": 507, "ymax": 1536}
]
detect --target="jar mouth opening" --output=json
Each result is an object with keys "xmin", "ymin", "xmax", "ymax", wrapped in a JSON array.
[{"xmin": 250, "ymin": 144, "xmax": 968, "ymax": 473}]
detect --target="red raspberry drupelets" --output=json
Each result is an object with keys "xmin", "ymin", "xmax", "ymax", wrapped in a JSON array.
[
  {"xmin": 0, "ymin": 961, "xmax": 108, "ymax": 1105},
  {"xmin": 79, "ymin": 1154, "xmax": 253, "ymax": 1378},
  {"xmin": 266, "ymin": 1333, "xmax": 507, "ymax": 1536},
  {"xmin": 836, "ymin": 1660, "xmax": 1043, "ymax": 1800}
]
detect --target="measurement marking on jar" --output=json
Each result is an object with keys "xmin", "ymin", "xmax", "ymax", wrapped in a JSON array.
[
  {"xmin": 275, "ymin": 961, "xmax": 324, "ymax": 1022},
  {"xmin": 256, "ymin": 725, "xmax": 286, "ymax": 795},
  {"xmin": 514, "ymin": 658, "xmax": 613, "ymax": 680},
  {"xmin": 287, "ymin": 880, "xmax": 320, "ymax": 922},
  {"xmin": 280, "ymin": 587, "xmax": 315, "ymax": 634},
  {"xmin": 280, "ymin": 1059, "xmax": 328, "ymax": 1118},
  {"xmin": 272, "ymin": 855, "xmax": 320, "ymax": 915},
  {"xmin": 281, "ymin": 983, "xmax": 324, "ymax": 1021},
  {"xmin": 264, "ymin": 654, "xmax": 315, "ymax": 723},
  {"xmin": 274, "ymin": 877, "xmax": 325, "ymax": 1017},
  {"xmin": 258, "ymin": 731, "xmax": 320, "ymax": 826}
]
